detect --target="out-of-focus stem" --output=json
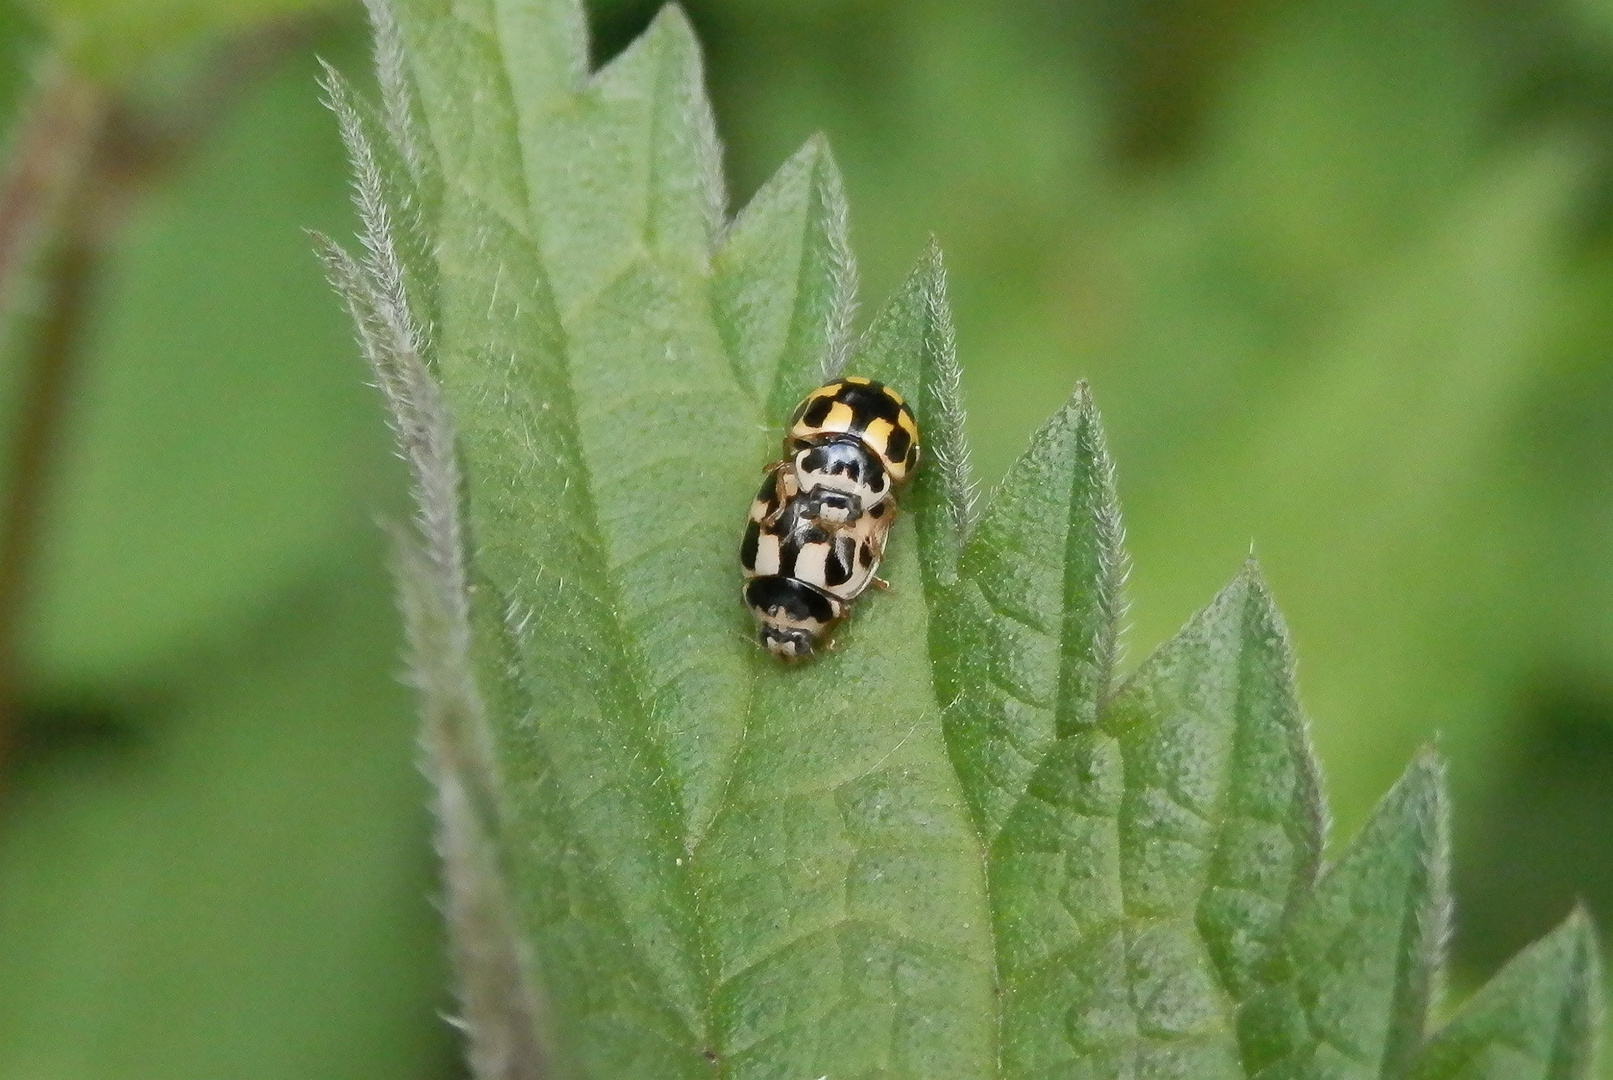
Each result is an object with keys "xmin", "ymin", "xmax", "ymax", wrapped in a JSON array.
[
  {"xmin": 0, "ymin": 65, "xmax": 108, "ymax": 785},
  {"xmin": 0, "ymin": 16, "xmax": 321, "ymax": 789},
  {"xmin": 0, "ymin": 63, "xmax": 103, "ymax": 323}
]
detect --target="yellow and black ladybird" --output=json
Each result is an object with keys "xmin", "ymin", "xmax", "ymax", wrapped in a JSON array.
[
  {"xmin": 741, "ymin": 376, "xmax": 916, "ymax": 661},
  {"xmin": 740, "ymin": 469, "xmax": 894, "ymax": 660},
  {"xmin": 786, "ymin": 377, "xmax": 920, "ymax": 523}
]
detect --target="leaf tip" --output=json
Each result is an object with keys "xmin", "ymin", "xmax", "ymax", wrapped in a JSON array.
[
  {"xmin": 1235, "ymin": 553, "xmax": 1270, "ymax": 594},
  {"xmin": 1386, "ymin": 747, "xmax": 1450, "ymax": 864},
  {"xmin": 1064, "ymin": 378, "xmax": 1107, "ymax": 437},
  {"xmin": 643, "ymin": 2, "xmax": 702, "ymax": 56},
  {"xmin": 314, "ymin": 56, "xmax": 355, "ymax": 119},
  {"xmin": 1561, "ymin": 903, "xmax": 1603, "ymax": 983},
  {"xmin": 1407, "ymin": 742, "xmax": 1455, "ymax": 979},
  {"xmin": 1407, "ymin": 742, "xmax": 1448, "ymax": 789},
  {"xmin": 1564, "ymin": 901, "xmax": 1598, "ymax": 938}
]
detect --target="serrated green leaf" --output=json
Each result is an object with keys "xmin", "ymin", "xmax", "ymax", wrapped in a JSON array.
[
  {"xmin": 983, "ymin": 565, "xmax": 1325, "ymax": 1077},
  {"xmin": 701, "ymin": 246, "xmax": 993, "ymax": 1078},
  {"xmin": 1410, "ymin": 910, "xmax": 1601, "ymax": 1080},
  {"xmin": 927, "ymin": 386, "xmax": 1127, "ymax": 837},
  {"xmin": 326, "ymin": 3, "xmax": 1604, "ymax": 1079},
  {"xmin": 1239, "ymin": 751, "xmax": 1448, "ymax": 1080}
]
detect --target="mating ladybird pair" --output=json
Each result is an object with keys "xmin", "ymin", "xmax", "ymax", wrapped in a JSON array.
[{"xmin": 740, "ymin": 377, "xmax": 921, "ymax": 660}]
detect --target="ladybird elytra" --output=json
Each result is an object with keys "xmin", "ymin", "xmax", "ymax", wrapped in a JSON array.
[{"xmin": 787, "ymin": 378, "xmax": 918, "ymax": 484}]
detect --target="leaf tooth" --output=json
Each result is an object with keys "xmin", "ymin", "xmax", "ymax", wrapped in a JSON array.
[
  {"xmin": 390, "ymin": 0, "xmax": 530, "ymax": 232},
  {"xmin": 864, "ymin": 244, "xmax": 974, "ymax": 607},
  {"xmin": 1157, "ymin": 563, "xmax": 1323, "ymax": 1002},
  {"xmin": 713, "ymin": 133, "xmax": 854, "ymax": 419},
  {"xmin": 1237, "ymin": 748, "xmax": 1449, "ymax": 1080},
  {"xmin": 1408, "ymin": 906, "xmax": 1602, "ymax": 1080},
  {"xmin": 489, "ymin": 0, "xmax": 588, "ymax": 123},
  {"xmin": 1231, "ymin": 560, "xmax": 1328, "ymax": 883},
  {"xmin": 1059, "ymin": 383, "xmax": 1125, "ymax": 732},
  {"xmin": 639, "ymin": 5, "xmax": 728, "ymax": 242},
  {"xmin": 536, "ymin": 3, "xmax": 725, "ymax": 312},
  {"xmin": 919, "ymin": 239, "xmax": 977, "ymax": 538}
]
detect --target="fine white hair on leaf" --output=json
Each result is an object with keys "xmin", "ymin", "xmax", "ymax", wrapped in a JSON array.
[
  {"xmin": 921, "ymin": 248, "xmax": 978, "ymax": 535},
  {"xmin": 314, "ymin": 237, "xmax": 458, "ymax": 604},
  {"xmin": 395, "ymin": 534, "xmax": 553, "ymax": 1080},
  {"xmin": 319, "ymin": 230, "xmax": 551, "ymax": 1079},
  {"xmin": 1075, "ymin": 383, "xmax": 1130, "ymax": 694},
  {"xmin": 320, "ymin": 62, "xmax": 421, "ymax": 363},
  {"xmin": 1418, "ymin": 748, "xmax": 1454, "ymax": 1054},
  {"xmin": 362, "ymin": 0, "xmax": 424, "ymax": 182},
  {"xmin": 820, "ymin": 145, "xmax": 857, "ymax": 381}
]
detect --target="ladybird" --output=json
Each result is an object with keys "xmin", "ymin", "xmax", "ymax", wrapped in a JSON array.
[
  {"xmin": 741, "ymin": 376, "xmax": 917, "ymax": 661},
  {"xmin": 740, "ymin": 471, "xmax": 894, "ymax": 660},
  {"xmin": 786, "ymin": 377, "xmax": 920, "ymax": 523}
]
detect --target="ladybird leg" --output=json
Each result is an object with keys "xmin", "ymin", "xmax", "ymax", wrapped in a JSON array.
[{"xmin": 870, "ymin": 575, "xmax": 891, "ymax": 591}]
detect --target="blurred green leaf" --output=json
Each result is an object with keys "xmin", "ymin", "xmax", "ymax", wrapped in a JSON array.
[
  {"xmin": 22, "ymin": 32, "xmax": 390, "ymax": 691},
  {"xmin": 327, "ymin": 2, "xmax": 1605, "ymax": 1077},
  {"xmin": 0, "ymin": 550, "xmax": 449, "ymax": 1079},
  {"xmin": 26, "ymin": 0, "xmax": 345, "ymax": 78},
  {"xmin": 1122, "ymin": 137, "xmax": 1588, "ymax": 829},
  {"xmin": 0, "ymin": 0, "xmax": 42, "ymax": 126}
]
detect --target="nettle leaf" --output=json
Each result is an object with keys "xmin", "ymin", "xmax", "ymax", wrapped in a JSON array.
[{"xmin": 321, "ymin": 2, "xmax": 1604, "ymax": 1078}]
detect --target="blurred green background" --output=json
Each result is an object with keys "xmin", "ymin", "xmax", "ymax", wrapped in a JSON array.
[{"xmin": 1, "ymin": 0, "xmax": 1612, "ymax": 1075}]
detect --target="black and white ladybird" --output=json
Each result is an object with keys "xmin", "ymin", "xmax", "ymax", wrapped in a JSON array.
[
  {"xmin": 740, "ymin": 469, "xmax": 895, "ymax": 660},
  {"xmin": 740, "ymin": 376, "xmax": 919, "ymax": 661},
  {"xmin": 741, "ymin": 472, "xmax": 892, "ymax": 601},
  {"xmin": 786, "ymin": 377, "xmax": 920, "ymax": 524}
]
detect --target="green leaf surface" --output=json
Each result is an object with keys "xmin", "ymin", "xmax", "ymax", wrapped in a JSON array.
[
  {"xmin": 325, "ymin": 3, "xmax": 1606, "ymax": 1078},
  {"xmin": 346, "ymin": 2, "xmax": 995, "ymax": 1076}
]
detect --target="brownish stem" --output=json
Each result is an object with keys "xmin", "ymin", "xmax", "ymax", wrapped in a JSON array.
[
  {"xmin": 0, "ymin": 64, "xmax": 103, "ymax": 324},
  {"xmin": 0, "ymin": 212, "xmax": 102, "ymax": 768},
  {"xmin": 0, "ymin": 16, "xmax": 324, "ymax": 787},
  {"xmin": 0, "ymin": 69, "xmax": 108, "ymax": 783}
]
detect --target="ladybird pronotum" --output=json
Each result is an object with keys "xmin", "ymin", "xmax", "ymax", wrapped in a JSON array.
[{"xmin": 741, "ymin": 377, "xmax": 920, "ymax": 661}]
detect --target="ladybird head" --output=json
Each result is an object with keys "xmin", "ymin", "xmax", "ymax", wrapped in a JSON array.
[
  {"xmin": 744, "ymin": 576, "xmax": 842, "ymax": 663},
  {"xmin": 759, "ymin": 625, "xmax": 815, "ymax": 661}
]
